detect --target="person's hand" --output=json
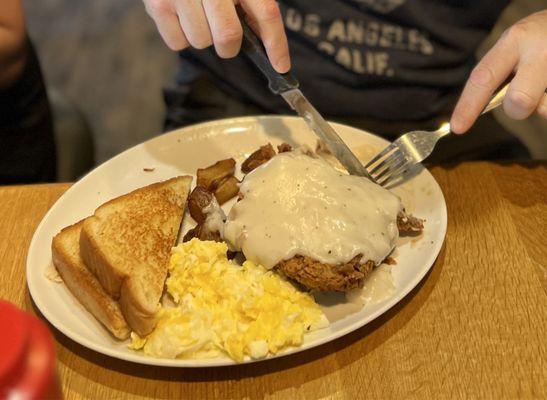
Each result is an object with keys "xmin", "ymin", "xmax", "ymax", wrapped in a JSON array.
[
  {"xmin": 143, "ymin": 0, "xmax": 290, "ymax": 73},
  {"xmin": 451, "ymin": 10, "xmax": 547, "ymax": 133}
]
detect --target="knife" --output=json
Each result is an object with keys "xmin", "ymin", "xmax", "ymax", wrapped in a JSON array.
[{"xmin": 240, "ymin": 21, "xmax": 373, "ymax": 181}]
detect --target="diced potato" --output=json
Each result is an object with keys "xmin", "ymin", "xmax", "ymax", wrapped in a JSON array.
[
  {"xmin": 188, "ymin": 186, "xmax": 214, "ymax": 223},
  {"xmin": 241, "ymin": 144, "xmax": 276, "ymax": 174},
  {"xmin": 214, "ymin": 176, "xmax": 240, "ymax": 205},
  {"xmin": 183, "ymin": 225, "xmax": 201, "ymax": 242},
  {"xmin": 200, "ymin": 229, "xmax": 222, "ymax": 242},
  {"xmin": 197, "ymin": 158, "xmax": 236, "ymax": 190},
  {"xmin": 277, "ymin": 143, "xmax": 292, "ymax": 153},
  {"xmin": 182, "ymin": 224, "xmax": 222, "ymax": 243}
]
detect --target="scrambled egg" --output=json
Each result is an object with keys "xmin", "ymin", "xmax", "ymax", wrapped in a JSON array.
[{"xmin": 130, "ymin": 239, "xmax": 328, "ymax": 362}]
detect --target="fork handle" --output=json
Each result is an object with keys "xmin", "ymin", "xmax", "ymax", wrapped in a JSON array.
[
  {"xmin": 439, "ymin": 83, "xmax": 510, "ymax": 137},
  {"xmin": 481, "ymin": 83, "xmax": 509, "ymax": 115}
]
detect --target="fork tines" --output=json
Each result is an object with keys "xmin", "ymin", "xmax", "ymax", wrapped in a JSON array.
[{"xmin": 365, "ymin": 144, "xmax": 406, "ymax": 186}]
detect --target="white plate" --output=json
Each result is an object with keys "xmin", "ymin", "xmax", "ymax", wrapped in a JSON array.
[{"xmin": 27, "ymin": 116, "xmax": 446, "ymax": 367}]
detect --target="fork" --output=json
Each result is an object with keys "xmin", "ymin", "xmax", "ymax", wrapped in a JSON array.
[{"xmin": 364, "ymin": 83, "xmax": 510, "ymax": 186}]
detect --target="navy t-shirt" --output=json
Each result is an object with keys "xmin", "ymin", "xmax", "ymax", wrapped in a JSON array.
[{"xmin": 179, "ymin": 0, "xmax": 510, "ymax": 121}]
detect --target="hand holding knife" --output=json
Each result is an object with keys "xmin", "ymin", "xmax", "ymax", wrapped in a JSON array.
[{"xmin": 239, "ymin": 20, "xmax": 374, "ymax": 181}]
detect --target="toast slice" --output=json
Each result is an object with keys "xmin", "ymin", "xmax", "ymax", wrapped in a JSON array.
[
  {"xmin": 80, "ymin": 176, "xmax": 192, "ymax": 336},
  {"xmin": 52, "ymin": 221, "xmax": 130, "ymax": 340}
]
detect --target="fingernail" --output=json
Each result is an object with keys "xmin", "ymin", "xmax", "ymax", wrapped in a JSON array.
[{"xmin": 275, "ymin": 56, "xmax": 290, "ymax": 73}]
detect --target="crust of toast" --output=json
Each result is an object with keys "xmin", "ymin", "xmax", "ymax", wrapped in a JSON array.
[
  {"xmin": 80, "ymin": 176, "xmax": 192, "ymax": 336},
  {"xmin": 119, "ymin": 276, "xmax": 157, "ymax": 337},
  {"xmin": 52, "ymin": 221, "xmax": 130, "ymax": 340}
]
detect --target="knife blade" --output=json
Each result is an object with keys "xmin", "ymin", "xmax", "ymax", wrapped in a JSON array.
[
  {"xmin": 280, "ymin": 89, "xmax": 373, "ymax": 179},
  {"xmin": 239, "ymin": 19, "xmax": 373, "ymax": 181}
]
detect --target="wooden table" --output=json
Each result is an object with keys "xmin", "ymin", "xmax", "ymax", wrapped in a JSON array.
[{"xmin": 1, "ymin": 162, "xmax": 545, "ymax": 399}]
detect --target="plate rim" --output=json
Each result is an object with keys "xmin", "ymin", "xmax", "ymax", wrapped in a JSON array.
[{"xmin": 26, "ymin": 115, "xmax": 447, "ymax": 367}]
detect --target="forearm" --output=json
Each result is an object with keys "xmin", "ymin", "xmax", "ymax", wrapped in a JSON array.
[{"xmin": 0, "ymin": 0, "xmax": 27, "ymax": 88}]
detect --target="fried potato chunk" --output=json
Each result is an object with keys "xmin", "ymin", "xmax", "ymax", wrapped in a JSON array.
[
  {"xmin": 277, "ymin": 143, "xmax": 293, "ymax": 153},
  {"xmin": 188, "ymin": 186, "xmax": 214, "ymax": 223},
  {"xmin": 241, "ymin": 144, "xmax": 276, "ymax": 174},
  {"xmin": 214, "ymin": 176, "xmax": 240, "ymax": 205},
  {"xmin": 197, "ymin": 158, "xmax": 236, "ymax": 191},
  {"xmin": 183, "ymin": 224, "xmax": 222, "ymax": 243}
]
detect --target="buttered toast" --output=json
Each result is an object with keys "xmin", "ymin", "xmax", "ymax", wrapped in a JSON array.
[
  {"xmin": 52, "ymin": 221, "xmax": 130, "ymax": 339},
  {"xmin": 79, "ymin": 176, "xmax": 192, "ymax": 336}
]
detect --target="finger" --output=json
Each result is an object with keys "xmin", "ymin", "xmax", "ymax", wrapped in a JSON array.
[
  {"xmin": 504, "ymin": 58, "xmax": 547, "ymax": 120},
  {"xmin": 537, "ymin": 93, "xmax": 547, "ymax": 119},
  {"xmin": 145, "ymin": 1, "xmax": 189, "ymax": 50},
  {"xmin": 175, "ymin": 0, "xmax": 213, "ymax": 49},
  {"xmin": 450, "ymin": 33, "xmax": 518, "ymax": 134},
  {"xmin": 202, "ymin": 0, "xmax": 242, "ymax": 58},
  {"xmin": 240, "ymin": 0, "xmax": 290, "ymax": 73}
]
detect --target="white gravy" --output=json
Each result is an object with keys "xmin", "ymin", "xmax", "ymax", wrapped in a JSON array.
[
  {"xmin": 224, "ymin": 150, "xmax": 402, "ymax": 269},
  {"xmin": 203, "ymin": 199, "xmax": 226, "ymax": 237}
]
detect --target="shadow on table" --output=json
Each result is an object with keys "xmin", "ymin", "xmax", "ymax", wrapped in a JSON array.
[{"xmin": 26, "ymin": 243, "xmax": 446, "ymax": 398}]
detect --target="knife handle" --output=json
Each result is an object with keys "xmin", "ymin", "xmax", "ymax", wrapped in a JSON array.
[{"xmin": 240, "ymin": 19, "xmax": 299, "ymax": 95}]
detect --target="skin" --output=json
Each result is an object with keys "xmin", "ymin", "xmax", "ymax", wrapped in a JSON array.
[
  {"xmin": 143, "ymin": 2, "xmax": 546, "ymax": 130},
  {"xmin": 142, "ymin": 0, "xmax": 290, "ymax": 73},
  {"xmin": 0, "ymin": 0, "xmax": 27, "ymax": 88},
  {"xmin": 451, "ymin": 10, "xmax": 547, "ymax": 133}
]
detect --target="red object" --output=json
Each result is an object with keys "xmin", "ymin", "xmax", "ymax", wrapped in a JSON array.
[{"xmin": 0, "ymin": 301, "xmax": 62, "ymax": 399}]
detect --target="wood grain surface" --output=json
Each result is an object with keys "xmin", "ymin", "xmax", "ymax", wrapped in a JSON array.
[{"xmin": 1, "ymin": 162, "xmax": 545, "ymax": 399}]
